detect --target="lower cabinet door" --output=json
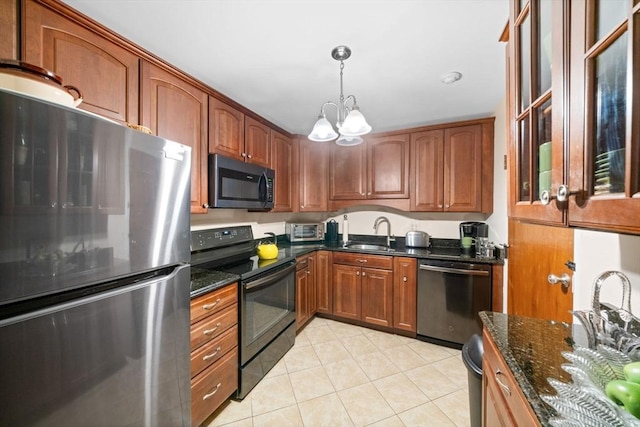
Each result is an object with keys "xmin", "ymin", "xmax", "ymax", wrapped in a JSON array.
[
  {"xmin": 191, "ymin": 347, "xmax": 238, "ymax": 427},
  {"xmin": 361, "ymin": 267, "xmax": 393, "ymax": 327},
  {"xmin": 332, "ymin": 264, "xmax": 361, "ymax": 320}
]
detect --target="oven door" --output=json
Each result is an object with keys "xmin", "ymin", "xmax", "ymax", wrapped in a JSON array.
[{"xmin": 239, "ymin": 261, "xmax": 296, "ymax": 365}]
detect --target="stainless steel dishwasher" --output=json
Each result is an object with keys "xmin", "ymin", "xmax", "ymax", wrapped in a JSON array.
[{"xmin": 417, "ymin": 259, "xmax": 492, "ymax": 348}]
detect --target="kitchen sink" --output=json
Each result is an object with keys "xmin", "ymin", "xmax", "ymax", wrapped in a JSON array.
[{"xmin": 345, "ymin": 243, "xmax": 389, "ymax": 251}]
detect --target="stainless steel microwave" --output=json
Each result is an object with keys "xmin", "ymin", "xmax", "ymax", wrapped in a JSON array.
[
  {"xmin": 209, "ymin": 154, "xmax": 274, "ymax": 209},
  {"xmin": 285, "ymin": 223, "xmax": 325, "ymax": 242}
]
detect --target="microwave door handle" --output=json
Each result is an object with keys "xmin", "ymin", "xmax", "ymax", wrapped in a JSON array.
[{"xmin": 258, "ymin": 170, "xmax": 271, "ymax": 207}]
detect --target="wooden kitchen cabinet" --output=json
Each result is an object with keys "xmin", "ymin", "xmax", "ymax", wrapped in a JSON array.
[
  {"xmin": 315, "ymin": 250, "xmax": 333, "ymax": 314},
  {"xmin": 296, "ymin": 253, "xmax": 316, "ymax": 330},
  {"xmin": 329, "ymin": 133, "xmax": 410, "ymax": 210},
  {"xmin": 23, "ymin": 0, "xmax": 139, "ymax": 125},
  {"xmin": 393, "ymin": 257, "xmax": 417, "ymax": 334},
  {"xmin": 140, "ymin": 61, "xmax": 209, "ymax": 214},
  {"xmin": 565, "ymin": 1, "xmax": 640, "ymax": 234},
  {"xmin": 482, "ymin": 328, "xmax": 540, "ymax": 427},
  {"xmin": 270, "ymin": 129, "xmax": 294, "ymax": 212},
  {"xmin": 411, "ymin": 119, "xmax": 494, "ymax": 213},
  {"xmin": 0, "ymin": 0, "xmax": 18, "ymax": 59},
  {"xmin": 506, "ymin": 0, "xmax": 567, "ymax": 225},
  {"xmin": 507, "ymin": 1, "xmax": 640, "ymax": 235},
  {"xmin": 332, "ymin": 252, "xmax": 394, "ymax": 327},
  {"xmin": 190, "ymin": 283, "xmax": 238, "ymax": 427},
  {"xmin": 298, "ymin": 138, "xmax": 329, "ymax": 212},
  {"xmin": 209, "ymin": 98, "xmax": 270, "ymax": 167},
  {"xmin": 208, "ymin": 97, "xmax": 245, "ymax": 160},
  {"xmin": 243, "ymin": 116, "xmax": 270, "ymax": 167}
]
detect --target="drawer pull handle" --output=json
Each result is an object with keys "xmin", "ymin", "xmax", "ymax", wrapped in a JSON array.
[
  {"xmin": 203, "ymin": 323, "xmax": 222, "ymax": 336},
  {"xmin": 203, "ymin": 298, "xmax": 221, "ymax": 310},
  {"xmin": 203, "ymin": 347, "xmax": 222, "ymax": 361},
  {"xmin": 203, "ymin": 383, "xmax": 221, "ymax": 400},
  {"xmin": 358, "ymin": 259, "xmax": 368, "ymax": 263},
  {"xmin": 495, "ymin": 369, "xmax": 511, "ymax": 396}
]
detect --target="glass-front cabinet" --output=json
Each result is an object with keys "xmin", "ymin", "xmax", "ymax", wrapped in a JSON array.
[
  {"xmin": 508, "ymin": 0, "xmax": 568, "ymax": 224},
  {"xmin": 567, "ymin": 0, "xmax": 640, "ymax": 234}
]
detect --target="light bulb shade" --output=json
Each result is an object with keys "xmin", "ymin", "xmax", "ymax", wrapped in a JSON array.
[
  {"xmin": 335, "ymin": 135, "xmax": 363, "ymax": 146},
  {"xmin": 308, "ymin": 117, "xmax": 338, "ymax": 142},
  {"xmin": 338, "ymin": 109, "xmax": 372, "ymax": 137}
]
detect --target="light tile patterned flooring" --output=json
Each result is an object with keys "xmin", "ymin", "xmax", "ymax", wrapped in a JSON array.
[{"xmin": 208, "ymin": 317, "xmax": 471, "ymax": 427}]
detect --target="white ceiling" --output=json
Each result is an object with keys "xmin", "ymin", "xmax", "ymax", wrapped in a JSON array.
[{"xmin": 62, "ymin": 0, "xmax": 509, "ymax": 136}]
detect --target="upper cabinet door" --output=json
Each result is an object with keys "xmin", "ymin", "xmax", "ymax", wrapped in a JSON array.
[
  {"xmin": 445, "ymin": 125, "xmax": 483, "ymax": 212},
  {"xmin": 411, "ymin": 130, "xmax": 444, "ymax": 211},
  {"xmin": 140, "ymin": 61, "xmax": 208, "ymax": 214},
  {"xmin": 507, "ymin": 0, "xmax": 567, "ymax": 224},
  {"xmin": 270, "ymin": 130, "xmax": 293, "ymax": 212},
  {"xmin": 23, "ymin": 0, "xmax": 139, "ymax": 124},
  {"xmin": 330, "ymin": 144, "xmax": 367, "ymax": 200},
  {"xmin": 209, "ymin": 97, "xmax": 244, "ymax": 161},
  {"xmin": 299, "ymin": 139, "xmax": 329, "ymax": 212},
  {"xmin": 244, "ymin": 116, "xmax": 270, "ymax": 167},
  {"xmin": 368, "ymin": 134, "xmax": 410, "ymax": 199},
  {"xmin": 567, "ymin": 0, "xmax": 640, "ymax": 234}
]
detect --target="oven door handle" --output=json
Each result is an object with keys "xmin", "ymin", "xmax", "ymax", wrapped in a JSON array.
[
  {"xmin": 419, "ymin": 264, "xmax": 489, "ymax": 276},
  {"xmin": 244, "ymin": 262, "xmax": 296, "ymax": 292}
]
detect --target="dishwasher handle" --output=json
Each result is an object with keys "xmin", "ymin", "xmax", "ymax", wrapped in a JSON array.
[{"xmin": 419, "ymin": 264, "xmax": 489, "ymax": 276}]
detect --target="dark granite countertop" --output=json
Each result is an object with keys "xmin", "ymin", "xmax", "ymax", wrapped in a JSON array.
[
  {"xmin": 480, "ymin": 311, "xmax": 591, "ymax": 426},
  {"xmin": 190, "ymin": 236, "xmax": 504, "ymax": 299},
  {"xmin": 190, "ymin": 267, "xmax": 239, "ymax": 299}
]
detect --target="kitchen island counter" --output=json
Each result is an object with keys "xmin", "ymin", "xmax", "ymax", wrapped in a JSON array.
[{"xmin": 480, "ymin": 311, "xmax": 592, "ymax": 426}]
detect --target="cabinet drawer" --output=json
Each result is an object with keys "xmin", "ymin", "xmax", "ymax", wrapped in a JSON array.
[
  {"xmin": 333, "ymin": 252, "xmax": 393, "ymax": 269},
  {"xmin": 190, "ymin": 283, "xmax": 237, "ymax": 325},
  {"xmin": 190, "ymin": 304, "xmax": 237, "ymax": 350},
  {"xmin": 191, "ymin": 347, "xmax": 238, "ymax": 427},
  {"xmin": 483, "ymin": 330, "xmax": 540, "ymax": 426},
  {"xmin": 191, "ymin": 325, "xmax": 238, "ymax": 378}
]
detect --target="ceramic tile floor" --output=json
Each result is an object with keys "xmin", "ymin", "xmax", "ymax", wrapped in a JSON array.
[{"xmin": 208, "ymin": 317, "xmax": 471, "ymax": 427}]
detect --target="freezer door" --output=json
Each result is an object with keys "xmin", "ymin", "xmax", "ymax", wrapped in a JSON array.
[
  {"xmin": 0, "ymin": 89, "xmax": 191, "ymax": 304},
  {"xmin": 0, "ymin": 264, "xmax": 191, "ymax": 427}
]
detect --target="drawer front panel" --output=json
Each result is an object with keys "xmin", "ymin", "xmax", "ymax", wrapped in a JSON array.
[
  {"xmin": 190, "ymin": 283, "xmax": 237, "ymax": 325},
  {"xmin": 191, "ymin": 347, "xmax": 238, "ymax": 427},
  {"xmin": 333, "ymin": 252, "xmax": 393, "ymax": 269},
  {"xmin": 190, "ymin": 325, "xmax": 238, "ymax": 378},
  {"xmin": 190, "ymin": 304, "xmax": 237, "ymax": 350}
]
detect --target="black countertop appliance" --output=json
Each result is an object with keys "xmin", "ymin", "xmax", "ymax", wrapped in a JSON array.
[{"xmin": 459, "ymin": 221, "xmax": 489, "ymax": 253}]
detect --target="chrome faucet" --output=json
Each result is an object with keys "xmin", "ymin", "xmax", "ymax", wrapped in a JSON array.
[{"xmin": 373, "ymin": 216, "xmax": 393, "ymax": 247}]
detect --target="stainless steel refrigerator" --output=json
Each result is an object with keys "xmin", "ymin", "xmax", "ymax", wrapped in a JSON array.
[{"xmin": 0, "ymin": 89, "xmax": 192, "ymax": 426}]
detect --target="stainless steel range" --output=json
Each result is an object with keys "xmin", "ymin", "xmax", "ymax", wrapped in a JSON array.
[{"xmin": 190, "ymin": 226, "xmax": 296, "ymax": 399}]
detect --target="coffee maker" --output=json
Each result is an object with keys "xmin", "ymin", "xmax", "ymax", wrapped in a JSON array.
[{"xmin": 459, "ymin": 221, "xmax": 489, "ymax": 252}]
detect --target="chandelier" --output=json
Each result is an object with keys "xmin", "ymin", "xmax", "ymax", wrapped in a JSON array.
[{"xmin": 307, "ymin": 45, "xmax": 372, "ymax": 146}]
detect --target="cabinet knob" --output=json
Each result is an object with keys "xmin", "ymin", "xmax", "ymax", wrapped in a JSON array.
[
  {"xmin": 438, "ymin": 204, "xmax": 443, "ymax": 208},
  {"xmin": 358, "ymin": 259, "xmax": 367, "ymax": 263},
  {"xmin": 361, "ymin": 192, "xmax": 365, "ymax": 196},
  {"xmin": 202, "ymin": 203, "xmax": 210, "ymax": 209},
  {"xmin": 247, "ymin": 154, "xmax": 252, "ymax": 159},
  {"xmin": 540, "ymin": 185, "xmax": 581, "ymax": 205},
  {"xmin": 362, "ymin": 271, "xmax": 366, "ymax": 277},
  {"xmin": 307, "ymin": 270, "xmax": 311, "ymax": 275},
  {"xmin": 51, "ymin": 202, "xmax": 57, "ymax": 208},
  {"xmin": 548, "ymin": 273, "xmax": 571, "ymax": 290},
  {"xmin": 403, "ymin": 276, "xmax": 407, "ymax": 282},
  {"xmin": 356, "ymin": 271, "xmax": 360, "ymax": 276},
  {"xmin": 367, "ymin": 192, "xmax": 371, "ymax": 196},
  {"xmin": 241, "ymin": 152, "xmax": 247, "ymax": 158}
]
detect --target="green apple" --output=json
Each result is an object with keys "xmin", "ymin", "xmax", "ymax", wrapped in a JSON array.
[
  {"xmin": 606, "ymin": 380, "xmax": 640, "ymax": 418},
  {"xmin": 624, "ymin": 362, "xmax": 640, "ymax": 384}
]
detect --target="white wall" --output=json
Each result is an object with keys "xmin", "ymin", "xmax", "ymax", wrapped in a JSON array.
[{"xmin": 573, "ymin": 230, "xmax": 640, "ymax": 314}]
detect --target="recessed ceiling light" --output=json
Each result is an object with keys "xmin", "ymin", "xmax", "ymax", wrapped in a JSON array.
[{"xmin": 441, "ymin": 71, "xmax": 463, "ymax": 84}]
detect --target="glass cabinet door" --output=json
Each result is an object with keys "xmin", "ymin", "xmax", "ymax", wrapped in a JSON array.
[
  {"xmin": 568, "ymin": 0, "xmax": 640, "ymax": 233},
  {"xmin": 508, "ymin": 0, "xmax": 567, "ymax": 224}
]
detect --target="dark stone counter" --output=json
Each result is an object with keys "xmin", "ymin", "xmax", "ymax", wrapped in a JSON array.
[
  {"xmin": 480, "ymin": 311, "xmax": 591, "ymax": 426},
  {"xmin": 190, "ymin": 236, "xmax": 504, "ymax": 299}
]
